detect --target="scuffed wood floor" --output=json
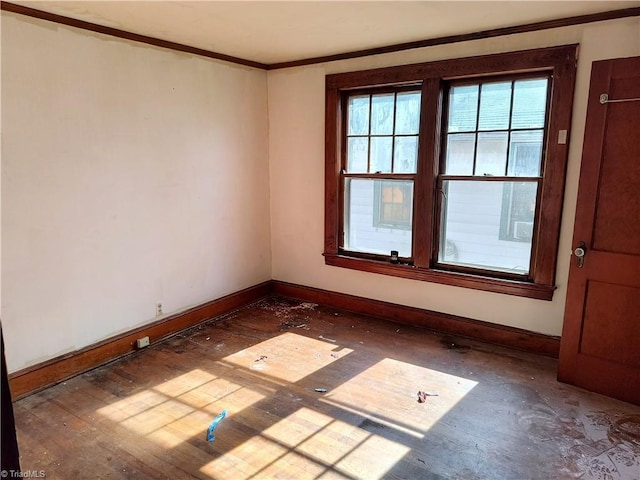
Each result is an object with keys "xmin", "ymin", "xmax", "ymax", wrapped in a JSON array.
[{"xmin": 12, "ymin": 297, "xmax": 640, "ymax": 479}]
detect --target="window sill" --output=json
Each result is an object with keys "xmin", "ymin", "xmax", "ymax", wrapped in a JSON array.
[{"xmin": 323, "ymin": 253, "xmax": 555, "ymax": 300}]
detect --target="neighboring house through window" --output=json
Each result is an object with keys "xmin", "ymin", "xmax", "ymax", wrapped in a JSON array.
[{"xmin": 374, "ymin": 181, "xmax": 413, "ymax": 231}]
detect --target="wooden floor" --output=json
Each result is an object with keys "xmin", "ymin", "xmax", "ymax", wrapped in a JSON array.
[{"xmin": 12, "ymin": 297, "xmax": 640, "ymax": 479}]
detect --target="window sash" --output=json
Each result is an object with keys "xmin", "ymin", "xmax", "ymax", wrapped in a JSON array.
[
  {"xmin": 343, "ymin": 178, "xmax": 414, "ymax": 258},
  {"xmin": 433, "ymin": 178, "xmax": 542, "ymax": 280},
  {"xmin": 441, "ymin": 74, "xmax": 551, "ymax": 178},
  {"xmin": 343, "ymin": 88, "xmax": 422, "ymax": 175}
]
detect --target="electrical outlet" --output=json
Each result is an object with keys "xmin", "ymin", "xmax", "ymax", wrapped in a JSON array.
[
  {"xmin": 136, "ymin": 336, "xmax": 150, "ymax": 349},
  {"xmin": 156, "ymin": 303, "xmax": 163, "ymax": 316}
]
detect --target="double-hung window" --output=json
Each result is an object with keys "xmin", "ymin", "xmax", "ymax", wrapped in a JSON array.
[
  {"xmin": 344, "ymin": 88, "xmax": 420, "ymax": 258},
  {"xmin": 324, "ymin": 45, "xmax": 578, "ymax": 300}
]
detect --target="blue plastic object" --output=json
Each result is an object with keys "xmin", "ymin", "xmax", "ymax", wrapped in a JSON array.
[{"xmin": 206, "ymin": 409, "xmax": 227, "ymax": 442}]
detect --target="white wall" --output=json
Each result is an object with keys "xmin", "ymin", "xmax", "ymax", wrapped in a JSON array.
[
  {"xmin": 268, "ymin": 17, "xmax": 640, "ymax": 337},
  {"xmin": 1, "ymin": 13, "xmax": 271, "ymax": 371}
]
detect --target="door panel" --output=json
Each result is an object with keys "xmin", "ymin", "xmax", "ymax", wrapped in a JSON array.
[
  {"xmin": 580, "ymin": 281, "xmax": 640, "ymax": 367},
  {"xmin": 592, "ymin": 87, "xmax": 640, "ymax": 255},
  {"xmin": 558, "ymin": 56, "xmax": 640, "ymax": 405}
]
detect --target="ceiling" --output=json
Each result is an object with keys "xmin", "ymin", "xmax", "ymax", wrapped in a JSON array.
[{"xmin": 11, "ymin": 1, "xmax": 640, "ymax": 65}]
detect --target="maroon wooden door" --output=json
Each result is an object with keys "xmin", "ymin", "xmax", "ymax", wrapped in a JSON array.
[{"xmin": 557, "ymin": 56, "xmax": 640, "ymax": 405}]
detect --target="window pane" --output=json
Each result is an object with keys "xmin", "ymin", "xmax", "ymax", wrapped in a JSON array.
[
  {"xmin": 394, "ymin": 136, "xmax": 418, "ymax": 173},
  {"xmin": 395, "ymin": 92, "xmax": 421, "ymax": 134},
  {"xmin": 371, "ymin": 94, "xmax": 394, "ymax": 135},
  {"xmin": 499, "ymin": 182, "xmax": 538, "ymax": 242},
  {"xmin": 438, "ymin": 180, "xmax": 534, "ymax": 274},
  {"xmin": 347, "ymin": 137, "xmax": 369, "ymax": 173},
  {"xmin": 508, "ymin": 130, "xmax": 544, "ymax": 176},
  {"xmin": 512, "ymin": 78, "xmax": 548, "ymax": 129},
  {"xmin": 370, "ymin": 136, "xmax": 393, "ymax": 173},
  {"xmin": 478, "ymin": 82, "xmax": 512, "ymax": 131},
  {"xmin": 445, "ymin": 133, "xmax": 475, "ymax": 175},
  {"xmin": 475, "ymin": 132, "xmax": 508, "ymax": 176},
  {"xmin": 348, "ymin": 95, "xmax": 370, "ymax": 135},
  {"xmin": 448, "ymin": 85, "xmax": 478, "ymax": 133},
  {"xmin": 345, "ymin": 178, "xmax": 413, "ymax": 257}
]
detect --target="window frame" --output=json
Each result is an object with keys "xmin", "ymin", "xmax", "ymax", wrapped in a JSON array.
[{"xmin": 324, "ymin": 45, "xmax": 578, "ymax": 300}]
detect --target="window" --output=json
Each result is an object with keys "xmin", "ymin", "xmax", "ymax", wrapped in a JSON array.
[
  {"xmin": 342, "ymin": 89, "xmax": 420, "ymax": 256},
  {"xmin": 324, "ymin": 45, "xmax": 578, "ymax": 300},
  {"xmin": 436, "ymin": 76, "xmax": 549, "ymax": 275}
]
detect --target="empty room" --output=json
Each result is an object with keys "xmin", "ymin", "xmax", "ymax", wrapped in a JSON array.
[{"xmin": 1, "ymin": 1, "xmax": 639, "ymax": 479}]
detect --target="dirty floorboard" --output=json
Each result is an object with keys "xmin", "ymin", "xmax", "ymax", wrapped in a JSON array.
[{"xmin": 12, "ymin": 297, "xmax": 640, "ymax": 479}]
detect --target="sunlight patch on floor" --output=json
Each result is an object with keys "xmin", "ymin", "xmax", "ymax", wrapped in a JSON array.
[
  {"xmin": 321, "ymin": 357, "xmax": 478, "ymax": 435},
  {"xmin": 120, "ymin": 393, "xmax": 196, "ymax": 435},
  {"xmin": 200, "ymin": 403, "xmax": 415, "ymax": 480},
  {"xmin": 333, "ymin": 433, "xmax": 412, "ymax": 479},
  {"xmin": 200, "ymin": 434, "xmax": 291, "ymax": 479},
  {"xmin": 261, "ymin": 407, "xmax": 334, "ymax": 447},
  {"xmin": 96, "ymin": 337, "xmax": 477, "ymax": 480},
  {"xmin": 221, "ymin": 332, "xmax": 354, "ymax": 383},
  {"xmin": 201, "ymin": 407, "xmax": 371, "ymax": 479},
  {"xmin": 153, "ymin": 368, "xmax": 217, "ymax": 396},
  {"xmin": 146, "ymin": 410, "xmax": 216, "ymax": 448},
  {"xmin": 256, "ymin": 449, "xmax": 335, "ymax": 479},
  {"xmin": 96, "ymin": 368, "xmax": 266, "ymax": 448},
  {"xmin": 96, "ymin": 388, "xmax": 168, "ymax": 423}
]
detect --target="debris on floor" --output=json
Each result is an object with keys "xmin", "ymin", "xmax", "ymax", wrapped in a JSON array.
[
  {"xmin": 314, "ymin": 388, "xmax": 328, "ymax": 393},
  {"xmin": 319, "ymin": 335, "xmax": 336, "ymax": 343},
  {"xmin": 290, "ymin": 302, "xmax": 318, "ymax": 310},
  {"xmin": 259, "ymin": 299, "xmax": 317, "ymax": 322},
  {"xmin": 417, "ymin": 391, "xmax": 439, "ymax": 403},
  {"xmin": 279, "ymin": 318, "xmax": 309, "ymax": 331},
  {"xmin": 206, "ymin": 409, "xmax": 227, "ymax": 442},
  {"xmin": 287, "ymin": 392, "xmax": 303, "ymax": 402},
  {"xmin": 251, "ymin": 355, "xmax": 268, "ymax": 370},
  {"xmin": 441, "ymin": 338, "xmax": 471, "ymax": 352},
  {"xmin": 330, "ymin": 353, "xmax": 340, "ymax": 359}
]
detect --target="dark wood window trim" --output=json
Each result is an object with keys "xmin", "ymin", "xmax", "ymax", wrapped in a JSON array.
[{"xmin": 324, "ymin": 45, "xmax": 578, "ymax": 300}]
